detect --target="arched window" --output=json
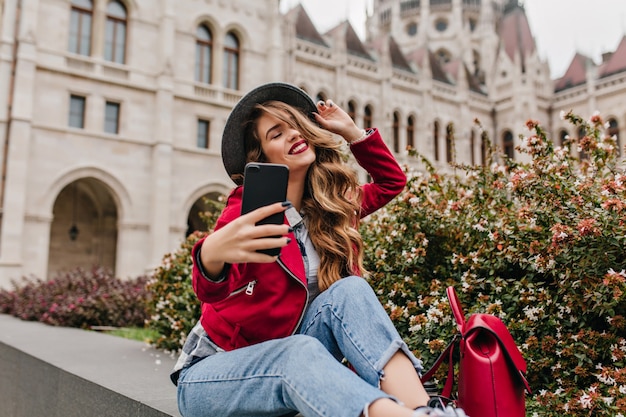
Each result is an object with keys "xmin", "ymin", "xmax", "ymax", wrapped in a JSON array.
[
  {"xmin": 223, "ymin": 32, "xmax": 240, "ymax": 90},
  {"xmin": 608, "ymin": 118, "xmax": 620, "ymax": 156},
  {"xmin": 472, "ymin": 50, "xmax": 481, "ymax": 77},
  {"xmin": 558, "ymin": 129, "xmax": 569, "ymax": 147},
  {"xmin": 195, "ymin": 25, "xmax": 213, "ymax": 83},
  {"xmin": 407, "ymin": 115, "xmax": 415, "ymax": 150},
  {"xmin": 69, "ymin": 0, "xmax": 93, "ymax": 56},
  {"xmin": 348, "ymin": 101, "xmax": 356, "ymax": 122},
  {"xmin": 578, "ymin": 126, "xmax": 588, "ymax": 160},
  {"xmin": 503, "ymin": 130, "xmax": 514, "ymax": 160},
  {"xmin": 433, "ymin": 120, "xmax": 440, "ymax": 161},
  {"xmin": 436, "ymin": 48, "xmax": 451, "ymax": 64},
  {"xmin": 480, "ymin": 131, "xmax": 488, "ymax": 166},
  {"xmin": 104, "ymin": 0, "xmax": 127, "ymax": 64},
  {"xmin": 315, "ymin": 92, "xmax": 327, "ymax": 103},
  {"xmin": 446, "ymin": 123, "xmax": 454, "ymax": 163},
  {"xmin": 392, "ymin": 112, "xmax": 400, "ymax": 153},
  {"xmin": 470, "ymin": 129, "xmax": 476, "ymax": 165},
  {"xmin": 363, "ymin": 105, "xmax": 373, "ymax": 129}
]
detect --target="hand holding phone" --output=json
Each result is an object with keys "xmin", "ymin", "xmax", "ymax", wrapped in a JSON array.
[{"xmin": 241, "ymin": 162, "xmax": 289, "ymax": 256}]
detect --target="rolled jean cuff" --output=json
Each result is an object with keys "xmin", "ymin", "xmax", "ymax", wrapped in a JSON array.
[
  {"xmin": 375, "ymin": 339, "xmax": 425, "ymax": 380},
  {"xmin": 362, "ymin": 396, "xmax": 403, "ymax": 417}
]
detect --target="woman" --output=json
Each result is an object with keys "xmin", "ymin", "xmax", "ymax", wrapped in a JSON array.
[{"xmin": 172, "ymin": 83, "xmax": 465, "ymax": 417}]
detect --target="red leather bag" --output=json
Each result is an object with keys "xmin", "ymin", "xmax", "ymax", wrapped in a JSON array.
[{"xmin": 421, "ymin": 286, "xmax": 531, "ymax": 417}]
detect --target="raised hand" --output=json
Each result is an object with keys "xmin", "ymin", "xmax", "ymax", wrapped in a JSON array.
[
  {"xmin": 313, "ymin": 99, "xmax": 364, "ymax": 143},
  {"xmin": 198, "ymin": 202, "xmax": 292, "ymax": 278}
]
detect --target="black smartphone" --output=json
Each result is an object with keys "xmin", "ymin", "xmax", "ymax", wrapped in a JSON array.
[{"xmin": 241, "ymin": 162, "xmax": 289, "ymax": 256}]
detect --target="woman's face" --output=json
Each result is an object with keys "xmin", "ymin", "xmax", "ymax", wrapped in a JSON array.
[{"xmin": 255, "ymin": 111, "xmax": 316, "ymax": 175}]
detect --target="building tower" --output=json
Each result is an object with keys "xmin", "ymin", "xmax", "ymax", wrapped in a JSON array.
[{"xmin": 366, "ymin": 0, "xmax": 507, "ymax": 88}]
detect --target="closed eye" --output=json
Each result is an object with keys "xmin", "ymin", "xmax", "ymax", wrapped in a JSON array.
[{"xmin": 265, "ymin": 123, "xmax": 283, "ymax": 141}]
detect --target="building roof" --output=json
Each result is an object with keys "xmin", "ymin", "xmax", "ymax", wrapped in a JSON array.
[
  {"xmin": 428, "ymin": 50, "xmax": 453, "ymax": 85},
  {"xmin": 405, "ymin": 46, "xmax": 428, "ymax": 68},
  {"xmin": 464, "ymin": 64, "xmax": 487, "ymax": 95},
  {"xmin": 326, "ymin": 21, "xmax": 374, "ymax": 60},
  {"xmin": 291, "ymin": 4, "xmax": 328, "ymax": 47},
  {"xmin": 554, "ymin": 52, "xmax": 593, "ymax": 92},
  {"xmin": 599, "ymin": 36, "xmax": 626, "ymax": 78},
  {"xmin": 498, "ymin": 2, "xmax": 536, "ymax": 71},
  {"xmin": 388, "ymin": 36, "xmax": 414, "ymax": 72},
  {"xmin": 443, "ymin": 58, "xmax": 461, "ymax": 82}
]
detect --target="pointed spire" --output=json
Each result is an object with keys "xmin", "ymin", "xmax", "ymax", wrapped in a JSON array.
[
  {"xmin": 498, "ymin": 2, "xmax": 536, "ymax": 72},
  {"xmin": 290, "ymin": 4, "xmax": 328, "ymax": 47},
  {"xmin": 326, "ymin": 21, "xmax": 373, "ymax": 60}
]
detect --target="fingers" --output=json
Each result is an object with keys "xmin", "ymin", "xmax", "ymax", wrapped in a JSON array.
[
  {"xmin": 317, "ymin": 99, "xmax": 334, "ymax": 111},
  {"xmin": 247, "ymin": 235, "xmax": 292, "ymax": 259},
  {"xmin": 246, "ymin": 223, "xmax": 291, "ymax": 240},
  {"xmin": 203, "ymin": 201, "xmax": 292, "ymax": 265},
  {"xmin": 243, "ymin": 201, "xmax": 290, "ymax": 224}
]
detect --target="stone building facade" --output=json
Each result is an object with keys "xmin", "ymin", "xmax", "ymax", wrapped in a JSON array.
[{"xmin": 0, "ymin": 0, "xmax": 624, "ymax": 287}]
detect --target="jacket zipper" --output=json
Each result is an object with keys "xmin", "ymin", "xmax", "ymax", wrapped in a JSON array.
[
  {"xmin": 228, "ymin": 280, "xmax": 257, "ymax": 297},
  {"xmin": 277, "ymin": 258, "xmax": 309, "ymax": 334}
]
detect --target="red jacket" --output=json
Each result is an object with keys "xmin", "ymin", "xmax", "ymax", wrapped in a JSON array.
[{"xmin": 191, "ymin": 129, "xmax": 406, "ymax": 351}]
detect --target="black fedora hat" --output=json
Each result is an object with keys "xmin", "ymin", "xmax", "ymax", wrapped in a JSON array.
[{"xmin": 221, "ymin": 82, "xmax": 316, "ymax": 184}]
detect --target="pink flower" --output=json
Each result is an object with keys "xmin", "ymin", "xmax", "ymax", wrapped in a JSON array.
[
  {"xmin": 550, "ymin": 223, "xmax": 571, "ymax": 246},
  {"xmin": 576, "ymin": 218, "xmax": 599, "ymax": 237}
]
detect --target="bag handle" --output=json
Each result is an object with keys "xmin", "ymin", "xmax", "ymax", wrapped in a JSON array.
[
  {"xmin": 446, "ymin": 286, "xmax": 466, "ymax": 332},
  {"xmin": 420, "ymin": 334, "xmax": 458, "ymax": 398},
  {"xmin": 451, "ymin": 285, "xmax": 533, "ymax": 395}
]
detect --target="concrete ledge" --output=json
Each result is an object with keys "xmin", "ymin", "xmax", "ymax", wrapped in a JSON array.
[{"xmin": 0, "ymin": 314, "xmax": 180, "ymax": 417}]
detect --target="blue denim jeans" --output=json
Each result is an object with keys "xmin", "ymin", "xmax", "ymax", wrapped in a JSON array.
[{"xmin": 177, "ymin": 276, "xmax": 424, "ymax": 417}]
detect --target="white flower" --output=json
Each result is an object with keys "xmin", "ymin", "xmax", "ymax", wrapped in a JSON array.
[
  {"xmin": 523, "ymin": 305, "xmax": 543, "ymax": 321},
  {"xmin": 579, "ymin": 393, "xmax": 592, "ymax": 408},
  {"xmin": 409, "ymin": 323, "xmax": 423, "ymax": 333},
  {"xmin": 472, "ymin": 223, "xmax": 486, "ymax": 232},
  {"xmin": 559, "ymin": 110, "xmax": 566, "ymax": 120}
]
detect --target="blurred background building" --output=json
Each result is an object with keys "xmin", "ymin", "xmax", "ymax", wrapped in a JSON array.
[{"xmin": 0, "ymin": 0, "xmax": 624, "ymax": 286}]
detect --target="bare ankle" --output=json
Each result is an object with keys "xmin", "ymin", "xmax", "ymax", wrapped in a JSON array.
[{"xmin": 364, "ymin": 398, "xmax": 414, "ymax": 417}]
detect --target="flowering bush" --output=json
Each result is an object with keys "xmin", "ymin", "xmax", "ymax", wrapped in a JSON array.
[
  {"xmin": 143, "ymin": 111, "xmax": 624, "ymax": 414},
  {"xmin": 0, "ymin": 266, "xmax": 150, "ymax": 328},
  {"xmin": 145, "ymin": 197, "xmax": 222, "ymax": 352},
  {"xmin": 145, "ymin": 230, "xmax": 205, "ymax": 352},
  {"xmin": 361, "ymin": 111, "xmax": 626, "ymax": 416}
]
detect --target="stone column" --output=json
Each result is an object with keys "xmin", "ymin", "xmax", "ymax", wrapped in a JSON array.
[
  {"xmin": 148, "ymin": 0, "xmax": 175, "ymax": 269},
  {"xmin": 0, "ymin": 0, "xmax": 39, "ymax": 285}
]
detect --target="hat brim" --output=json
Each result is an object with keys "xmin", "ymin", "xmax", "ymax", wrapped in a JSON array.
[{"xmin": 221, "ymin": 82, "xmax": 317, "ymax": 184}]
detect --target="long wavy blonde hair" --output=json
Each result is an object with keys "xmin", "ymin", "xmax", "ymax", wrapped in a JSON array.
[{"xmin": 241, "ymin": 100, "xmax": 365, "ymax": 291}]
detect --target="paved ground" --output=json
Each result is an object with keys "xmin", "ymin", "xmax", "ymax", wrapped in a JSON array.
[{"xmin": 0, "ymin": 314, "xmax": 180, "ymax": 417}]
